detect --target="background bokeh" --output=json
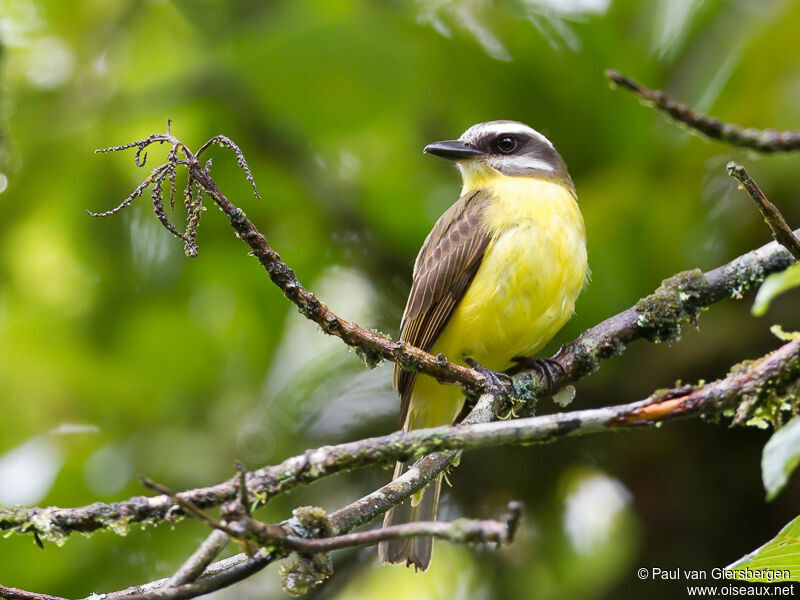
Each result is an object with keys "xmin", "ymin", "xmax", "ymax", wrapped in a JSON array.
[{"xmin": 2, "ymin": 0, "xmax": 800, "ymax": 598}]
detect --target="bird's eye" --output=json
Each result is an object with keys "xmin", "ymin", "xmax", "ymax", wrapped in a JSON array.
[{"xmin": 496, "ymin": 136, "xmax": 517, "ymax": 154}]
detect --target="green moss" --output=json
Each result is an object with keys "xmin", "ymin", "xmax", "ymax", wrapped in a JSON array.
[
  {"xmin": 354, "ymin": 345, "xmax": 382, "ymax": 369},
  {"xmin": 279, "ymin": 552, "xmax": 334, "ymax": 596},
  {"xmin": 106, "ymin": 515, "xmax": 133, "ymax": 537},
  {"xmin": 288, "ymin": 506, "xmax": 334, "ymax": 539},
  {"xmin": 569, "ymin": 336, "xmax": 628, "ymax": 380},
  {"xmin": 635, "ymin": 269, "xmax": 708, "ymax": 343},
  {"xmin": 725, "ymin": 353, "xmax": 800, "ymax": 428},
  {"xmin": 772, "ymin": 325, "xmax": 800, "ymax": 341},
  {"xmin": 0, "ymin": 506, "xmax": 177, "ymax": 546},
  {"xmin": 277, "ymin": 507, "xmax": 336, "ymax": 595},
  {"xmin": 511, "ymin": 372, "xmax": 544, "ymax": 409},
  {"xmin": 352, "ymin": 330, "xmax": 392, "ymax": 369}
]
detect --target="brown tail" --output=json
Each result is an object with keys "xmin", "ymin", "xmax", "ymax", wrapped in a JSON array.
[{"xmin": 377, "ymin": 460, "xmax": 441, "ymax": 571}]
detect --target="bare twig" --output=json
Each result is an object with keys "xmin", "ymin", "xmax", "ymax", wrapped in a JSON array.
[
  {"xmin": 85, "ymin": 163, "xmax": 170, "ymax": 217},
  {"xmin": 191, "ymin": 459, "xmax": 518, "ymax": 556},
  {"xmin": 105, "ymin": 550, "xmax": 277, "ymax": 600},
  {"xmin": 139, "ymin": 477, "xmax": 239, "ymax": 538},
  {"xmin": 167, "ymin": 530, "xmax": 230, "ymax": 587},
  {"xmin": 282, "ymin": 505, "xmax": 520, "ymax": 553},
  {"xmin": 727, "ymin": 162, "xmax": 800, "ymax": 261},
  {"xmin": 195, "ymin": 135, "xmax": 260, "ymax": 200},
  {"xmin": 605, "ymin": 69, "xmax": 800, "ymax": 153},
  {"xmin": 0, "ymin": 587, "xmax": 68, "ymax": 600}
]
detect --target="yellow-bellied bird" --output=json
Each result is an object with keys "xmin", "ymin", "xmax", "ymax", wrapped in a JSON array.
[{"xmin": 378, "ymin": 121, "xmax": 588, "ymax": 570}]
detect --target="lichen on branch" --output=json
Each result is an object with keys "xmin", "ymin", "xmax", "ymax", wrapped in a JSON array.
[{"xmin": 634, "ymin": 268, "xmax": 708, "ymax": 343}]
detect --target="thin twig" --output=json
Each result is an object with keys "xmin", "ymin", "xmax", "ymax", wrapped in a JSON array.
[
  {"xmin": 150, "ymin": 163, "xmax": 190, "ymax": 247},
  {"xmin": 167, "ymin": 530, "xmax": 231, "ymax": 587},
  {"xmin": 85, "ymin": 163, "xmax": 170, "ymax": 217},
  {"xmin": 139, "ymin": 477, "xmax": 239, "ymax": 538},
  {"xmin": 105, "ymin": 550, "xmax": 277, "ymax": 600},
  {"xmin": 0, "ymin": 586, "xmax": 69, "ymax": 600},
  {"xmin": 605, "ymin": 69, "xmax": 800, "ymax": 153},
  {"xmin": 176, "ymin": 477, "xmax": 518, "ymax": 555},
  {"xmin": 727, "ymin": 162, "xmax": 800, "ymax": 261},
  {"xmin": 282, "ymin": 507, "xmax": 519, "ymax": 552},
  {"xmin": 235, "ymin": 461, "xmax": 251, "ymax": 518},
  {"xmin": 195, "ymin": 135, "xmax": 260, "ymax": 200}
]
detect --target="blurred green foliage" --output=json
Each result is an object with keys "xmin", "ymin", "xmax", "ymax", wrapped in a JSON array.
[
  {"xmin": 1, "ymin": 0, "xmax": 800, "ymax": 598},
  {"xmin": 762, "ymin": 412, "xmax": 800, "ymax": 502},
  {"xmin": 753, "ymin": 262, "xmax": 800, "ymax": 316}
]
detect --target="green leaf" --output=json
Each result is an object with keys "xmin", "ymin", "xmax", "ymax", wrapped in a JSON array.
[
  {"xmin": 762, "ymin": 414, "xmax": 800, "ymax": 501},
  {"xmin": 727, "ymin": 516, "xmax": 800, "ymax": 581},
  {"xmin": 752, "ymin": 262, "xmax": 800, "ymax": 316}
]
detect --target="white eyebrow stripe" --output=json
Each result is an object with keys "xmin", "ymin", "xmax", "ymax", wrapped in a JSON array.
[
  {"xmin": 490, "ymin": 154, "xmax": 556, "ymax": 173},
  {"xmin": 463, "ymin": 122, "xmax": 555, "ymax": 149}
]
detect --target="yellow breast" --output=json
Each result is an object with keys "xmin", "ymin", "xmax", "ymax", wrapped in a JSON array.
[{"xmin": 434, "ymin": 175, "xmax": 588, "ymax": 370}]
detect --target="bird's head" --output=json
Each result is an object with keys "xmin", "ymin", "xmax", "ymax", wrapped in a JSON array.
[{"xmin": 424, "ymin": 120, "xmax": 573, "ymax": 192}]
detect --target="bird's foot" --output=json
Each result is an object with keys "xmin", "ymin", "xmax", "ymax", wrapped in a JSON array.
[
  {"xmin": 509, "ymin": 356, "xmax": 565, "ymax": 392},
  {"xmin": 465, "ymin": 358, "xmax": 513, "ymax": 396}
]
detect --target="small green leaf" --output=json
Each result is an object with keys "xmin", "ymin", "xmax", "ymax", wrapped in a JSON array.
[
  {"xmin": 728, "ymin": 515, "xmax": 800, "ymax": 581},
  {"xmin": 752, "ymin": 262, "xmax": 800, "ymax": 316},
  {"xmin": 762, "ymin": 414, "xmax": 800, "ymax": 501}
]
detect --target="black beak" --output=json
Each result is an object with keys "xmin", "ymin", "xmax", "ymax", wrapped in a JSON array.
[{"xmin": 423, "ymin": 140, "xmax": 483, "ymax": 161}]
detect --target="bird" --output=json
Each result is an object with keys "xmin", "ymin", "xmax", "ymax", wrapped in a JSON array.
[{"xmin": 378, "ymin": 120, "xmax": 588, "ymax": 571}]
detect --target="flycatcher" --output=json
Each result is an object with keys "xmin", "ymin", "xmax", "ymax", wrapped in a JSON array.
[{"xmin": 378, "ymin": 120, "xmax": 588, "ymax": 570}]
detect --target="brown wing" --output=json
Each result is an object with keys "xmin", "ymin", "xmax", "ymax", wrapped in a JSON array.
[{"xmin": 393, "ymin": 190, "xmax": 492, "ymax": 426}]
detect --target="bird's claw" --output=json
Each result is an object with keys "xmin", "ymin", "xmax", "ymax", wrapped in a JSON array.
[
  {"xmin": 510, "ymin": 356, "xmax": 565, "ymax": 392},
  {"xmin": 465, "ymin": 358, "xmax": 513, "ymax": 395}
]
